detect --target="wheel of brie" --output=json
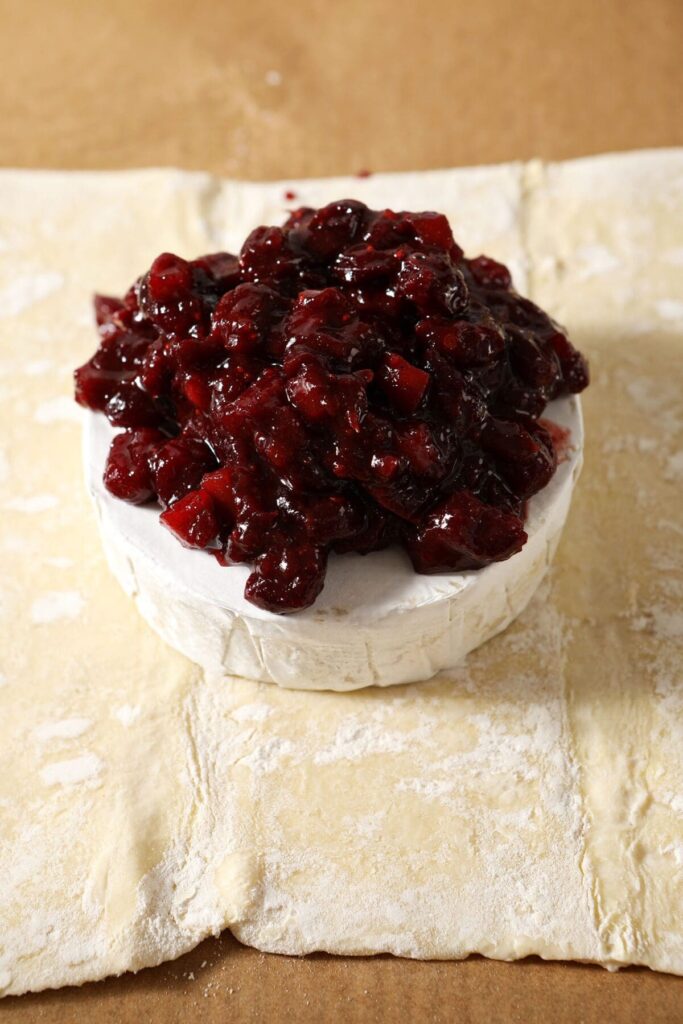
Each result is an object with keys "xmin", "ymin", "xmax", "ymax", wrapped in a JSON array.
[
  {"xmin": 84, "ymin": 397, "xmax": 582, "ymax": 691},
  {"xmin": 76, "ymin": 200, "xmax": 589, "ymax": 691}
]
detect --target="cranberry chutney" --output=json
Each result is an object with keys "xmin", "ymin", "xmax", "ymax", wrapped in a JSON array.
[{"xmin": 75, "ymin": 201, "xmax": 589, "ymax": 614}]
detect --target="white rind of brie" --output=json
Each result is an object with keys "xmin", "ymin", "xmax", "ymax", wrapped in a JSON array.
[{"xmin": 84, "ymin": 395, "xmax": 583, "ymax": 691}]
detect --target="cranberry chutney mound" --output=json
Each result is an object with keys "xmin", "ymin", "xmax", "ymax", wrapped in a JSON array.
[{"xmin": 75, "ymin": 200, "xmax": 589, "ymax": 614}]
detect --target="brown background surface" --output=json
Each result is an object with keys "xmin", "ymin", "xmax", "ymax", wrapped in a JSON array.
[{"xmin": 2, "ymin": 1, "xmax": 683, "ymax": 1021}]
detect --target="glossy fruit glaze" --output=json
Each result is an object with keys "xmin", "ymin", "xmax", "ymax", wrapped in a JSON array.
[{"xmin": 75, "ymin": 200, "xmax": 588, "ymax": 613}]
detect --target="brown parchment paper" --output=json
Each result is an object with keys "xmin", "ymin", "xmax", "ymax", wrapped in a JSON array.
[{"xmin": 1, "ymin": 0, "xmax": 682, "ymax": 1020}]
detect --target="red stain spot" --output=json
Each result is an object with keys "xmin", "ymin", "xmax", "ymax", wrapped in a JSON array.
[
  {"xmin": 356, "ymin": 169, "xmax": 372, "ymax": 178},
  {"xmin": 284, "ymin": 189, "xmax": 298, "ymax": 201},
  {"xmin": 540, "ymin": 418, "xmax": 572, "ymax": 463}
]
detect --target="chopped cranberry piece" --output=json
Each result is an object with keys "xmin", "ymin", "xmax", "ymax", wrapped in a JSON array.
[
  {"xmin": 378, "ymin": 353, "xmax": 430, "ymax": 414},
  {"xmin": 103, "ymin": 428, "xmax": 164, "ymax": 503},
  {"xmin": 480, "ymin": 418, "xmax": 556, "ymax": 500},
  {"xmin": 507, "ymin": 326, "xmax": 561, "ymax": 390},
  {"xmin": 94, "ymin": 294, "xmax": 124, "ymax": 326},
  {"xmin": 209, "ymin": 355, "xmax": 261, "ymax": 411},
  {"xmin": 403, "ymin": 212, "xmax": 463, "ymax": 260},
  {"xmin": 406, "ymin": 491, "xmax": 527, "ymax": 573},
  {"xmin": 74, "ymin": 361, "xmax": 119, "ymax": 410},
  {"xmin": 396, "ymin": 422, "xmax": 445, "ymax": 478},
  {"xmin": 160, "ymin": 490, "xmax": 220, "ymax": 549},
  {"xmin": 300, "ymin": 200, "xmax": 368, "ymax": 259},
  {"xmin": 177, "ymin": 370, "xmax": 213, "ymax": 411},
  {"xmin": 421, "ymin": 349, "xmax": 485, "ymax": 434},
  {"xmin": 211, "ymin": 282, "xmax": 289, "ymax": 354},
  {"xmin": 151, "ymin": 437, "xmax": 217, "ymax": 507},
  {"xmin": 200, "ymin": 466, "xmax": 239, "ymax": 516},
  {"xmin": 283, "ymin": 287, "xmax": 382, "ymax": 371},
  {"xmin": 468, "ymin": 255, "xmax": 513, "ymax": 289},
  {"xmin": 396, "ymin": 252, "xmax": 469, "ymax": 317},
  {"xmin": 280, "ymin": 492, "xmax": 364, "ymax": 545},
  {"xmin": 546, "ymin": 330, "xmax": 590, "ymax": 392},
  {"xmin": 417, "ymin": 316, "xmax": 505, "ymax": 366},
  {"xmin": 245, "ymin": 540, "xmax": 327, "ymax": 613},
  {"xmin": 334, "ymin": 244, "xmax": 397, "ymax": 284},
  {"xmin": 104, "ymin": 381, "xmax": 161, "ymax": 428},
  {"xmin": 285, "ymin": 357, "xmax": 341, "ymax": 423},
  {"xmin": 138, "ymin": 253, "xmax": 204, "ymax": 337},
  {"xmin": 370, "ymin": 453, "xmax": 404, "ymax": 481},
  {"xmin": 192, "ymin": 252, "xmax": 241, "ymax": 293},
  {"xmin": 240, "ymin": 226, "xmax": 299, "ymax": 286},
  {"xmin": 334, "ymin": 504, "xmax": 398, "ymax": 554},
  {"xmin": 225, "ymin": 512, "xmax": 278, "ymax": 563},
  {"xmin": 76, "ymin": 200, "xmax": 588, "ymax": 612},
  {"xmin": 138, "ymin": 339, "xmax": 171, "ymax": 399}
]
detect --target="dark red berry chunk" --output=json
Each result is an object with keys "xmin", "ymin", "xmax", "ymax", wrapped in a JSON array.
[
  {"xmin": 103, "ymin": 428, "xmax": 164, "ymax": 504},
  {"xmin": 160, "ymin": 490, "xmax": 220, "ymax": 549},
  {"xmin": 151, "ymin": 437, "xmax": 217, "ymax": 508},
  {"xmin": 405, "ymin": 491, "xmax": 528, "ymax": 573},
  {"xmin": 378, "ymin": 353, "xmax": 430, "ymax": 414},
  {"xmin": 75, "ymin": 201, "xmax": 588, "ymax": 613},
  {"xmin": 245, "ymin": 540, "xmax": 327, "ymax": 613}
]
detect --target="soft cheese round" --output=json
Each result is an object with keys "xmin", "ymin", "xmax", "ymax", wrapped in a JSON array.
[{"xmin": 84, "ymin": 396, "xmax": 583, "ymax": 691}]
